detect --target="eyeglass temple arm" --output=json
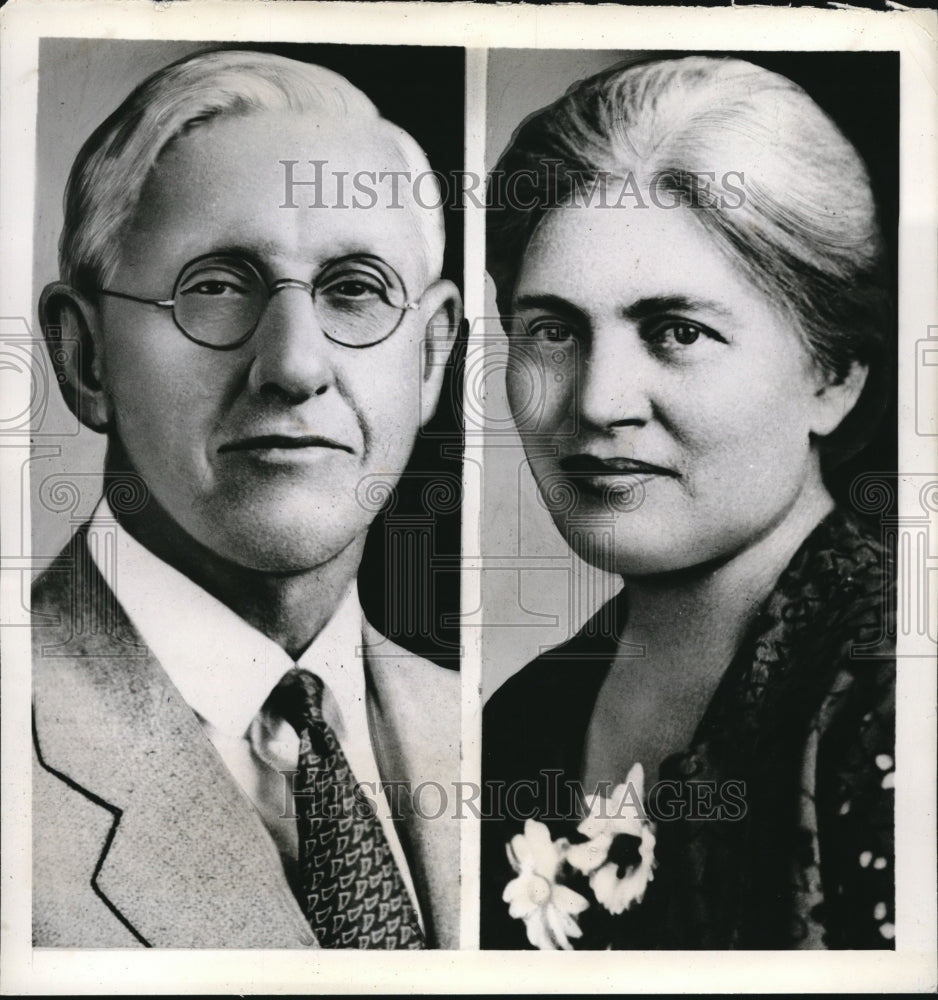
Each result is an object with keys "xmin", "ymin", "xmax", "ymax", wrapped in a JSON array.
[{"xmin": 98, "ymin": 288, "xmax": 175, "ymax": 308}]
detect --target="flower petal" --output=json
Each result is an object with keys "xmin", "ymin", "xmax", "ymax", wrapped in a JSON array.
[
  {"xmin": 551, "ymin": 883, "xmax": 590, "ymax": 916},
  {"xmin": 566, "ymin": 834, "xmax": 611, "ymax": 875},
  {"xmin": 590, "ymin": 835, "xmax": 656, "ymax": 916},
  {"xmin": 503, "ymin": 877, "xmax": 537, "ymax": 919},
  {"xmin": 589, "ymin": 862, "xmax": 621, "ymax": 912},
  {"xmin": 524, "ymin": 817, "xmax": 551, "ymax": 848},
  {"xmin": 524, "ymin": 819, "xmax": 563, "ymax": 877},
  {"xmin": 506, "ymin": 832, "xmax": 531, "ymax": 871},
  {"xmin": 639, "ymin": 824, "xmax": 657, "ymax": 868},
  {"xmin": 625, "ymin": 761, "xmax": 646, "ymax": 798},
  {"xmin": 524, "ymin": 911, "xmax": 558, "ymax": 951},
  {"xmin": 544, "ymin": 900, "xmax": 583, "ymax": 950},
  {"xmin": 577, "ymin": 811, "xmax": 611, "ymax": 840},
  {"xmin": 606, "ymin": 788, "xmax": 645, "ymax": 836}
]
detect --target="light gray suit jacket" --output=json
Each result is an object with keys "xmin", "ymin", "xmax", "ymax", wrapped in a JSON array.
[{"xmin": 32, "ymin": 530, "xmax": 460, "ymax": 948}]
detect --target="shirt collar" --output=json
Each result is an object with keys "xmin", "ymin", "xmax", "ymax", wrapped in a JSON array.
[{"xmin": 86, "ymin": 499, "xmax": 364, "ymax": 739}]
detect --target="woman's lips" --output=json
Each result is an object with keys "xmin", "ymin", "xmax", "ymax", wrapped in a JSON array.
[
  {"xmin": 558, "ymin": 454, "xmax": 676, "ymax": 478},
  {"xmin": 556, "ymin": 454, "xmax": 676, "ymax": 506}
]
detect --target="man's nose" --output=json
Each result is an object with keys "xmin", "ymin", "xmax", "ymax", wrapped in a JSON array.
[
  {"xmin": 577, "ymin": 324, "xmax": 654, "ymax": 431},
  {"xmin": 246, "ymin": 284, "xmax": 335, "ymax": 401}
]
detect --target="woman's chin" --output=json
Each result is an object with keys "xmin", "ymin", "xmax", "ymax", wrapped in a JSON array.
[
  {"xmin": 560, "ymin": 522, "xmax": 732, "ymax": 580},
  {"xmin": 560, "ymin": 529, "xmax": 668, "ymax": 577}
]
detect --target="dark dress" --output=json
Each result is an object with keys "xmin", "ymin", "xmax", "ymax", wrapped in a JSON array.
[{"xmin": 481, "ymin": 508, "xmax": 895, "ymax": 949}]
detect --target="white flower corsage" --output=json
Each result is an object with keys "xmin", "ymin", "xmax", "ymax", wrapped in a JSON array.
[
  {"xmin": 504, "ymin": 762, "xmax": 657, "ymax": 948},
  {"xmin": 503, "ymin": 819, "xmax": 590, "ymax": 950},
  {"xmin": 567, "ymin": 762, "xmax": 657, "ymax": 914}
]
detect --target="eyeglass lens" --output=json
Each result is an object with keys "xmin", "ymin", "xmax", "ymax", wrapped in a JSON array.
[{"xmin": 174, "ymin": 255, "xmax": 410, "ymax": 348}]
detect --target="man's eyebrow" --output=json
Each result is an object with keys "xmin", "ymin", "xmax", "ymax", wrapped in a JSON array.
[
  {"xmin": 207, "ymin": 242, "xmax": 279, "ymax": 262},
  {"xmin": 622, "ymin": 295, "xmax": 735, "ymax": 321},
  {"xmin": 194, "ymin": 243, "xmax": 397, "ymax": 271}
]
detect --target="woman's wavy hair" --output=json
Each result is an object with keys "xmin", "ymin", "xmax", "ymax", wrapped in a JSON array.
[{"xmin": 487, "ymin": 56, "xmax": 893, "ymax": 467}]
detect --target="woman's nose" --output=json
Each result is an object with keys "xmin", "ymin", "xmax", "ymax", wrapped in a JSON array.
[
  {"xmin": 246, "ymin": 285, "xmax": 335, "ymax": 401},
  {"xmin": 577, "ymin": 325, "xmax": 653, "ymax": 431}
]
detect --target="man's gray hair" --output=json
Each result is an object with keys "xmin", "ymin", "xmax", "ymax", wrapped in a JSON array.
[{"xmin": 61, "ymin": 48, "xmax": 445, "ymax": 295}]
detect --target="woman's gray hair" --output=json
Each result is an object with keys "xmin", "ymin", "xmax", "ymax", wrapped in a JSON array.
[
  {"xmin": 488, "ymin": 56, "xmax": 892, "ymax": 465},
  {"xmin": 61, "ymin": 48, "xmax": 444, "ymax": 295}
]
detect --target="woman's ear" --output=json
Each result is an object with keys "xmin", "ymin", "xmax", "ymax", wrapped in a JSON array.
[
  {"xmin": 418, "ymin": 278, "xmax": 463, "ymax": 429},
  {"xmin": 39, "ymin": 282, "xmax": 112, "ymax": 432},
  {"xmin": 810, "ymin": 360, "xmax": 869, "ymax": 439}
]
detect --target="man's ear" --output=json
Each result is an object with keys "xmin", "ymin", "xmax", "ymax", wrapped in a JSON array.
[
  {"xmin": 810, "ymin": 360, "xmax": 869, "ymax": 438},
  {"xmin": 418, "ymin": 278, "xmax": 463, "ymax": 429},
  {"xmin": 39, "ymin": 282, "xmax": 112, "ymax": 432}
]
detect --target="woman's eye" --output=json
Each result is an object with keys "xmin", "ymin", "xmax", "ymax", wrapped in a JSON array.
[
  {"xmin": 671, "ymin": 323, "xmax": 701, "ymax": 345},
  {"xmin": 646, "ymin": 319, "xmax": 724, "ymax": 351},
  {"xmin": 526, "ymin": 319, "xmax": 576, "ymax": 343}
]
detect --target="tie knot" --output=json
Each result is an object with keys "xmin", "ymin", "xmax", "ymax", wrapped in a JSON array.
[{"xmin": 271, "ymin": 668, "xmax": 325, "ymax": 735}]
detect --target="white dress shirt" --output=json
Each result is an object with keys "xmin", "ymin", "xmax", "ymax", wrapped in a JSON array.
[{"xmin": 86, "ymin": 499, "xmax": 422, "ymax": 925}]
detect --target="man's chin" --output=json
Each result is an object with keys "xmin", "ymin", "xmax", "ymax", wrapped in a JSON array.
[{"xmin": 200, "ymin": 519, "xmax": 369, "ymax": 576}]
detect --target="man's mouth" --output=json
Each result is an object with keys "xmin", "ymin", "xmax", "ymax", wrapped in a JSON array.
[{"xmin": 218, "ymin": 434, "xmax": 354, "ymax": 454}]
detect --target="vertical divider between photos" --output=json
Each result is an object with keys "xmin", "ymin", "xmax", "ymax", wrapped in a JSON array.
[
  {"xmin": 460, "ymin": 46, "xmax": 488, "ymax": 952},
  {"xmin": 0, "ymin": 14, "xmax": 41, "ymax": 975}
]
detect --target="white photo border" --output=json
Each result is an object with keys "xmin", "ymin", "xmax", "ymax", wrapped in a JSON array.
[{"xmin": 1, "ymin": 0, "xmax": 935, "ymax": 994}]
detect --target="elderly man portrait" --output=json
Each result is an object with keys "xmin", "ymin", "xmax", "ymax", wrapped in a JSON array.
[{"xmin": 31, "ymin": 45, "xmax": 463, "ymax": 949}]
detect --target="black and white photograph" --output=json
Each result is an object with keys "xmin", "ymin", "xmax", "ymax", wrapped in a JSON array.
[
  {"xmin": 26, "ymin": 38, "xmax": 465, "ymax": 950},
  {"xmin": 0, "ymin": 1, "xmax": 935, "ymax": 995},
  {"xmin": 480, "ymin": 48, "xmax": 901, "ymax": 951}
]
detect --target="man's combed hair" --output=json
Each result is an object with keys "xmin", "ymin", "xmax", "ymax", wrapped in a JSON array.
[
  {"xmin": 61, "ymin": 49, "xmax": 444, "ymax": 295},
  {"xmin": 487, "ymin": 56, "xmax": 892, "ymax": 465}
]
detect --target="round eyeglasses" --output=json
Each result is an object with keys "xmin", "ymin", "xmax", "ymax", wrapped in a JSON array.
[{"xmin": 97, "ymin": 253, "xmax": 420, "ymax": 350}]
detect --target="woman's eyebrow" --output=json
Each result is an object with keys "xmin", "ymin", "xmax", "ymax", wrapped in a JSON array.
[
  {"xmin": 622, "ymin": 295, "xmax": 734, "ymax": 321},
  {"xmin": 513, "ymin": 292, "xmax": 734, "ymax": 324},
  {"xmin": 511, "ymin": 292, "xmax": 588, "ymax": 322}
]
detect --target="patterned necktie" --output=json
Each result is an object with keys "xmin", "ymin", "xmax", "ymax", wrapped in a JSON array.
[{"xmin": 272, "ymin": 668, "xmax": 425, "ymax": 949}]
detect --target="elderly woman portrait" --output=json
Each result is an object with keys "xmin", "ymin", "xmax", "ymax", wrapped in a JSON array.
[{"xmin": 481, "ymin": 54, "xmax": 896, "ymax": 951}]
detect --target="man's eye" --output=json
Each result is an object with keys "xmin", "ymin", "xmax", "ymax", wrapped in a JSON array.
[
  {"xmin": 320, "ymin": 272, "xmax": 387, "ymax": 302},
  {"xmin": 327, "ymin": 279, "xmax": 382, "ymax": 298},
  {"xmin": 189, "ymin": 280, "xmax": 239, "ymax": 296},
  {"xmin": 179, "ymin": 271, "xmax": 252, "ymax": 297}
]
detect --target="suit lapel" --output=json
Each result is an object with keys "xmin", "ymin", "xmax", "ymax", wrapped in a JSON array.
[
  {"xmin": 363, "ymin": 624, "xmax": 461, "ymax": 949},
  {"xmin": 94, "ymin": 689, "xmax": 315, "ymax": 948},
  {"xmin": 32, "ymin": 532, "xmax": 316, "ymax": 948}
]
